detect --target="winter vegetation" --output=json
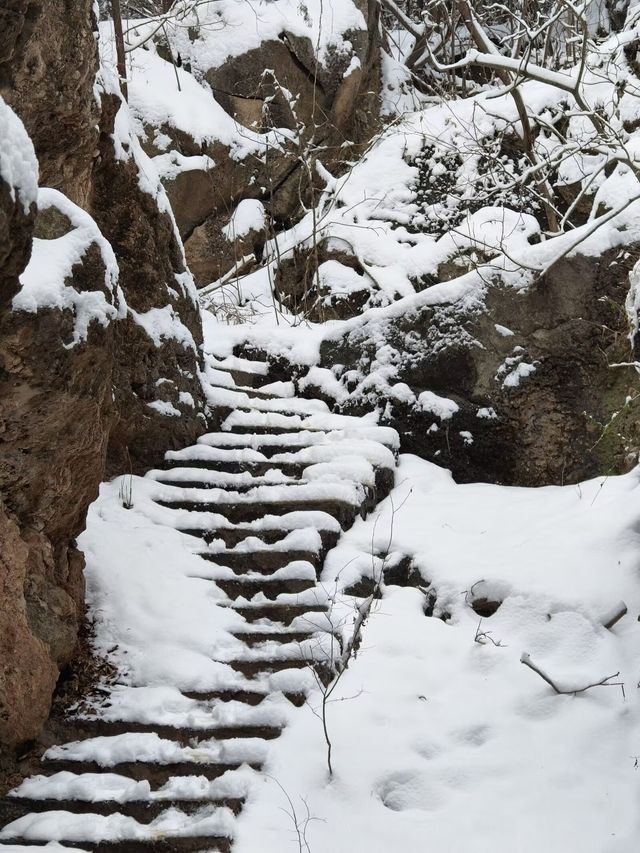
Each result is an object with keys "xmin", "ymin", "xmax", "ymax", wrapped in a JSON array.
[{"xmin": 2, "ymin": 0, "xmax": 640, "ymax": 851}]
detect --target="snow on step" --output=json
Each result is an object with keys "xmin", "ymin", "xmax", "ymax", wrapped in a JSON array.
[
  {"xmin": 205, "ymin": 383, "xmax": 329, "ymax": 415},
  {"xmin": 151, "ymin": 480, "xmax": 366, "ymax": 508},
  {"xmin": 10, "ymin": 768, "xmax": 257, "ymax": 805},
  {"xmin": 205, "ymin": 528, "xmax": 323, "ymax": 555},
  {"xmin": 79, "ymin": 687, "xmax": 293, "ymax": 730},
  {"xmin": 220, "ymin": 409, "xmax": 399, "ymax": 439},
  {"xmin": 208, "ymin": 355, "xmax": 269, "ymax": 376},
  {"xmin": 192, "ymin": 559, "xmax": 318, "ymax": 582},
  {"xmin": 164, "ymin": 437, "xmax": 396, "ymax": 470},
  {"xmin": 147, "ymin": 467, "xmax": 298, "ymax": 488},
  {"xmin": 205, "ymin": 367, "xmax": 295, "ymax": 400},
  {"xmin": 197, "ymin": 426, "xmax": 399, "ymax": 451},
  {"xmin": 148, "ymin": 506, "xmax": 342, "ymax": 542},
  {"xmin": 44, "ymin": 733, "xmax": 267, "ymax": 769},
  {"xmin": 0, "ymin": 805, "xmax": 235, "ymax": 844}
]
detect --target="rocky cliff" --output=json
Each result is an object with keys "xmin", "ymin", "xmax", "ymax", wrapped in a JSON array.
[{"xmin": 0, "ymin": 0, "xmax": 205, "ymax": 773}]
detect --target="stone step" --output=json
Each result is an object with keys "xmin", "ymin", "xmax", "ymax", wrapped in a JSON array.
[
  {"xmin": 161, "ymin": 458, "xmax": 306, "ymax": 478},
  {"xmin": 177, "ymin": 524, "xmax": 340, "ymax": 553},
  {"xmin": 231, "ymin": 602, "xmax": 328, "ymax": 625},
  {"xmin": 181, "ymin": 688, "xmax": 306, "ymax": 708},
  {"xmin": 218, "ymin": 423, "xmax": 326, "ymax": 436},
  {"xmin": 0, "ymin": 795, "xmax": 244, "ymax": 824},
  {"xmin": 39, "ymin": 759, "xmax": 260, "ymax": 786},
  {"xmin": 193, "ymin": 431, "xmax": 347, "ymax": 455},
  {"xmin": 156, "ymin": 498, "xmax": 358, "ymax": 527},
  {"xmin": 154, "ymin": 477, "xmax": 301, "ymax": 494},
  {"xmin": 225, "ymin": 658, "xmax": 320, "ymax": 679},
  {"xmin": 209, "ymin": 364, "xmax": 270, "ymax": 390},
  {"xmin": 57, "ymin": 719, "xmax": 283, "ymax": 743},
  {"xmin": 199, "ymin": 550, "xmax": 321, "ymax": 574},
  {"xmin": 0, "ymin": 835, "xmax": 231, "ymax": 852},
  {"xmin": 231, "ymin": 630, "xmax": 317, "ymax": 646},
  {"xmin": 214, "ymin": 577, "xmax": 315, "ymax": 599}
]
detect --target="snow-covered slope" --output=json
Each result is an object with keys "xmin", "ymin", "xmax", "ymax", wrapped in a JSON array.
[{"xmin": 233, "ymin": 454, "xmax": 640, "ymax": 853}]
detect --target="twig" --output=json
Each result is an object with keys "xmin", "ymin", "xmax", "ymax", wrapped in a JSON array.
[{"xmin": 521, "ymin": 652, "xmax": 624, "ymax": 697}]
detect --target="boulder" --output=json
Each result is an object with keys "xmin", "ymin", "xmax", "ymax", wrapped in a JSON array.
[{"xmin": 320, "ymin": 248, "xmax": 640, "ymax": 486}]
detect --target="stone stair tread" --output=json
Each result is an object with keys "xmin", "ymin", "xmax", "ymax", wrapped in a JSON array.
[
  {"xmin": 178, "ymin": 525, "xmax": 340, "ymax": 552},
  {"xmin": 38, "ymin": 760, "xmax": 260, "ymax": 785},
  {"xmin": 51, "ymin": 720, "xmax": 284, "ymax": 743},
  {"xmin": 195, "ymin": 549, "xmax": 322, "ymax": 574},
  {"xmin": 163, "ymin": 438, "xmax": 396, "ymax": 469},
  {"xmin": 205, "ymin": 366, "xmax": 293, "ymax": 400},
  {"xmin": 181, "ymin": 688, "xmax": 306, "ymax": 707},
  {"xmin": 151, "ymin": 480, "xmax": 363, "ymax": 505},
  {"xmin": 155, "ymin": 498, "xmax": 359, "ymax": 527},
  {"xmin": 6, "ymin": 767, "xmax": 255, "ymax": 803},
  {"xmin": 231, "ymin": 602, "xmax": 329, "ymax": 626},
  {"xmin": 0, "ymin": 796, "xmax": 245, "ymax": 822},
  {"xmin": 231, "ymin": 629, "xmax": 317, "ymax": 645},
  {"xmin": 205, "ymin": 385, "xmax": 329, "ymax": 416},
  {"xmin": 41, "ymin": 732, "xmax": 268, "ymax": 770},
  {"xmin": 195, "ymin": 428, "xmax": 397, "ymax": 452},
  {"xmin": 147, "ymin": 468, "xmax": 300, "ymax": 490},
  {"xmin": 0, "ymin": 804, "xmax": 236, "ymax": 847},
  {"xmin": 0, "ymin": 840, "xmax": 230, "ymax": 852},
  {"xmin": 214, "ymin": 578, "xmax": 316, "ymax": 600},
  {"xmin": 208, "ymin": 355, "xmax": 269, "ymax": 375},
  {"xmin": 224, "ymin": 659, "xmax": 313, "ymax": 676}
]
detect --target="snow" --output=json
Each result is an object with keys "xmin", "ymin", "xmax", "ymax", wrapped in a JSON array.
[
  {"xmin": 0, "ymin": 807, "xmax": 235, "ymax": 843},
  {"xmin": 11, "ymin": 767, "xmax": 256, "ymax": 804},
  {"xmin": 78, "ymin": 477, "xmax": 245, "ymax": 692},
  {"xmin": 0, "ymin": 96, "xmax": 38, "ymax": 214},
  {"xmin": 129, "ymin": 305, "xmax": 198, "ymax": 352},
  {"xmin": 147, "ymin": 399, "xmax": 181, "ymax": 417},
  {"xmin": 232, "ymin": 455, "xmax": 640, "ymax": 853},
  {"xmin": 222, "ymin": 200, "xmax": 267, "ymax": 241},
  {"xmin": 12, "ymin": 188, "xmax": 124, "ymax": 346},
  {"xmin": 9, "ymin": 4, "xmax": 640, "ymax": 850},
  {"xmin": 417, "ymin": 391, "xmax": 460, "ymax": 420},
  {"xmin": 124, "ymin": 0, "xmax": 367, "ymax": 72}
]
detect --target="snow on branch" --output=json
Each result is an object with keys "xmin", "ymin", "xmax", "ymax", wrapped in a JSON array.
[
  {"xmin": 427, "ymin": 48, "xmax": 579, "ymax": 93},
  {"xmin": 376, "ymin": 0, "xmax": 425, "ymax": 41},
  {"xmin": 520, "ymin": 653, "xmax": 625, "ymax": 697}
]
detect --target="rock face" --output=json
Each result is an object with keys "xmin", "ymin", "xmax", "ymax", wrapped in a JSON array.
[
  {"xmin": 139, "ymin": 0, "xmax": 382, "ymax": 286},
  {"xmin": 0, "ymin": 0, "xmax": 206, "ymax": 774},
  {"xmin": 320, "ymin": 248, "xmax": 640, "ymax": 487}
]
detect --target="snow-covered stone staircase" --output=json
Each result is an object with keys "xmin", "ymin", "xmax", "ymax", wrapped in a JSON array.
[{"xmin": 0, "ymin": 352, "xmax": 398, "ymax": 851}]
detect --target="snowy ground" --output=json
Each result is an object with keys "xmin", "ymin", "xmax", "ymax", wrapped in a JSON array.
[
  {"xmin": 6, "ymin": 1, "xmax": 640, "ymax": 846},
  {"xmin": 57, "ymin": 312, "xmax": 640, "ymax": 853},
  {"xmin": 233, "ymin": 455, "xmax": 640, "ymax": 853}
]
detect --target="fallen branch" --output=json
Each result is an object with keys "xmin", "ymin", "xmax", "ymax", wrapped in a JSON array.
[
  {"xmin": 520, "ymin": 653, "xmax": 624, "ymax": 697},
  {"xmin": 601, "ymin": 600, "xmax": 627, "ymax": 631}
]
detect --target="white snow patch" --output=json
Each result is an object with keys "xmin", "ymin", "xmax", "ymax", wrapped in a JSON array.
[
  {"xmin": 0, "ymin": 96, "xmax": 38, "ymax": 213},
  {"xmin": 13, "ymin": 188, "xmax": 124, "ymax": 345},
  {"xmin": 222, "ymin": 200, "xmax": 267, "ymax": 241},
  {"xmin": 417, "ymin": 390, "xmax": 460, "ymax": 420}
]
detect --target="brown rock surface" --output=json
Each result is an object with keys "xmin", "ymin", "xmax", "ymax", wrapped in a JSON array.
[
  {"xmin": 0, "ymin": 506, "xmax": 58, "ymax": 757},
  {"xmin": 0, "ymin": 0, "xmax": 206, "ymax": 775},
  {"xmin": 0, "ymin": 184, "xmax": 115, "ymax": 769},
  {"xmin": 144, "ymin": 3, "xmax": 382, "ymax": 286},
  {"xmin": 320, "ymin": 248, "xmax": 640, "ymax": 486}
]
